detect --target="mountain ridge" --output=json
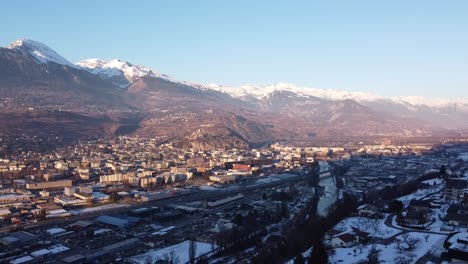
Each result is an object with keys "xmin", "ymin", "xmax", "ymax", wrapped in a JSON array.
[
  {"xmin": 1, "ymin": 39, "xmax": 466, "ymax": 148},
  {"xmin": 5, "ymin": 39, "xmax": 467, "ymax": 107}
]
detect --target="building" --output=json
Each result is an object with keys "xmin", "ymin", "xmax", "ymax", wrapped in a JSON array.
[
  {"xmin": 209, "ymin": 175, "xmax": 237, "ymax": 183},
  {"xmin": 208, "ymin": 194, "xmax": 244, "ymax": 207},
  {"xmin": 0, "ymin": 231, "xmax": 36, "ymax": 246},
  {"xmin": 357, "ymin": 204, "xmax": 379, "ymax": 217},
  {"xmin": 26, "ymin": 180, "xmax": 72, "ymax": 190},
  {"xmin": 100, "ymin": 174, "xmax": 129, "ymax": 183},
  {"xmin": 0, "ymin": 194, "xmax": 30, "ymax": 205},
  {"xmin": 446, "ymin": 179, "xmax": 468, "ymax": 201},
  {"xmin": 400, "ymin": 210, "xmax": 431, "ymax": 226},
  {"xmin": 54, "ymin": 196, "xmax": 87, "ymax": 206},
  {"xmin": 64, "ymin": 187, "xmax": 77, "ymax": 196},
  {"xmin": 87, "ymin": 238, "xmax": 141, "ymax": 261},
  {"xmin": 408, "ymin": 199, "xmax": 432, "ymax": 212},
  {"xmin": 331, "ymin": 233, "xmax": 357, "ymax": 248},
  {"xmin": 447, "ymin": 213, "xmax": 468, "ymax": 227},
  {"xmin": 95, "ymin": 215, "xmax": 140, "ymax": 229}
]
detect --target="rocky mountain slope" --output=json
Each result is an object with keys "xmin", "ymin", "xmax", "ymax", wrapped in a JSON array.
[{"xmin": 0, "ymin": 39, "xmax": 466, "ymax": 148}]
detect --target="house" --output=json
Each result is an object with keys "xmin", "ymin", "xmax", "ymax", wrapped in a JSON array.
[
  {"xmin": 448, "ymin": 234, "xmax": 468, "ymax": 262},
  {"xmin": 446, "ymin": 203, "xmax": 468, "ymax": 227},
  {"xmin": 400, "ymin": 209, "xmax": 431, "ymax": 226},
  {"xmin": 374, "ymin": 200, "xmax": 393, "ymax": 213},
  {"xmin": 331, "ymin": 233, "xmax": 357, "ymax": 248},
  {"xmin": 445, "ymin": 179, "xmax": 468, "ymax": 201},
  {"xmin": 447, "ymin": 213, "xmax": 468, "ymax": 227},
  {"xmin": 325, "ymin": 228, "xmax": 343, "ymax": 240},
  {"xmin": 351, "ymin": 227, "xmax": 370, "ymax": 242},
  {"xmin": 357, "ymin": 204, "xmax": 382, "ymax": 218},
  {"xmin": 358, "ymin": 204, "xmax": 377, "ymax": 216},
  {"xmin": 408, "ymin": 199, "xmax": 432, "ymax": 212}
]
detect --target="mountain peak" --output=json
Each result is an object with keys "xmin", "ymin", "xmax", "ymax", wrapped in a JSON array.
[
  {"xmin": 77, "ymin": 58, "xmax": 157, "ymax": 87},
  {"xmin": 6, "ymin": 39, "xmax": 76, "ymax": 68}
]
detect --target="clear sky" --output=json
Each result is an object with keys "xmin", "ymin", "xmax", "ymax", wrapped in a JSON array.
[{"xmin": 2, "ymin": 1, "xmax": 468, "ymax": 98}]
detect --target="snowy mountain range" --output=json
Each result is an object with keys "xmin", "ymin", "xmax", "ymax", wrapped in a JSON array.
[
  {"xmin": 7, "ymin": 39, "xmax": 467, "ymax": 109},
  {"xmin": 203, "ymin": 83, "xmax": 468, "ymax": 108},
  {"xmin": 1, "ymin": 38, "xmax": 467, "ymax": 146}
]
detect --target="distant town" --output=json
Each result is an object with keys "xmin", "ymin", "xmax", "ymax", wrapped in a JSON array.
[{"xmin": 0, "ymin": 136, "xmax": 467, "ymax": 263}]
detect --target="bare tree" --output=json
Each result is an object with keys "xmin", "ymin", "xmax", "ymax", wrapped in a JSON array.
[
  {"xmin": 406, "ymin": 252, "xmax": 416, "ymax": 261},
  {"xmin": 144, "ymin": 255, "xmax": 153, "ymax": 264},
  {"xmin": 393, "ymin": 255, "xmax": 411, "ymax": 264},
  {"xmin": 394, "ymin": 240, "xmax": 405, "ymax": 253},
  {"xmin": 366, "ymin": 245, "xmax": 381, "ymax": 264},
  {"xmin": 406, "ymin": 236, "xmax": 420, "ymax": 251},
  {"xmin": 161, "ymin": 251, "xmax": 180, "ymax": 264},
  {"xmin": 400, "ymin": 233, "xmax": 410, "ymax": 244},
  {"xmin": 356, "ymin": 218, "xmax": 379, "ymax": 236},
  {"xmin": 357, "ymin": 244, "xmax": 366, "ymax": 254},
  {"xmin": 423, "ymin": 234, "xmax": 430, "ymax": 242}
]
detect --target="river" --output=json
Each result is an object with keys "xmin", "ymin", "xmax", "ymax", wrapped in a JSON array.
[{"xmin": 317, "ymin": 161, "xmax": 338, "ymax": 216}]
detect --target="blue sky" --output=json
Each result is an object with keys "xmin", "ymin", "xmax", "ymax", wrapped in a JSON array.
[{"xmin": 2, "ymin": 1, "xmax": 468, "ymax": 98}]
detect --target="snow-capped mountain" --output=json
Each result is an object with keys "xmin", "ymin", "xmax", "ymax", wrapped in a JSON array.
[
  {"xmin": 77, "ymin": 58, "xmax": 158, "ymax": 87},
  {"xmin": 1, "ymin": 38, "xmax": 468, "ymax": 145},
  {"xmin": 7, "ymin": 39, "xmax": 466, "ymax": 111},
  {"xmin": 7, "ymin": 39, "xmax": 77, "ymax": 68},
  {"xmin": 201, "ymin": 82, "xmax": 468, "ymax": 108},
  {"xmin": 202, "ymin": 83, "xmax": 382, "ymax": 102}
]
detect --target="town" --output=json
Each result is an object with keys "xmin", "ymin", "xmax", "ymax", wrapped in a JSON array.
[{"xmin": 0, "ymin": 136, "xmax": 467, "ymax": 263}]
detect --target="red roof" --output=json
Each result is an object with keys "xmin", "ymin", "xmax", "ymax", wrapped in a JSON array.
[
  {"xmin": 326, "ymin": 228, "xmax": 342, "ymax": 236},
  {"xmin": 336, "ymin": 233, "xmax": 356, "ymax": 243},
  {"xmin": 352, "ymin": 227, "xmax": 370, "ymax": 237}
]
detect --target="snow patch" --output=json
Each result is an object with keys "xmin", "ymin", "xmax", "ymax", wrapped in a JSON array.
[
  {"xmin": 127, "ymin": 240, "xmax": 215, "ymax": 264},
  {"xmin": 8, "ymin": 39, "xmax": 77, "ymax": 68}
]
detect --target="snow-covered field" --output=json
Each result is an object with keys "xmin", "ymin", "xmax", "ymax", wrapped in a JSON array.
[
  {"xmin": 397, "ymin": 185, "xmax": 443, "ymax": 207},
  {"xmin": 329, "ymin": 232, "xmax": 446, "ymax": 264},
  {"xmin": 422, "ymin": 178, "xmax": 443, "ymax": 185},
  {"xmin": 333, "ymin": 216, "xmax": 400, "ymax": 239},
  {"xmin": 127, "ymin": 240, "xmax": 215, "ymax": 264}
]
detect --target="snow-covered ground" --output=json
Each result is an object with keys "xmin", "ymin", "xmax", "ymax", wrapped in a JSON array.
[
  {"xmin": 329, "ymin": 232, "xmax": 446, "ymax": 264},
  {"xmin": 459, "ymin": 153, "xmax": 468, "ymax": 161},
  {"xmin": 426, "ymin": 204, "xmax": 452, "ymax": 233},
  {"xmin": 397, "ymin": 185, "xmax": 443, "ymax": 207},
  {"xmin": 127, "ymin": 240, "xmax": 215, "ymax": 264},
  {"xmin": 422, "ymin": 178, "xmax": 443, "ymax": 185},
  {"xmin": 333, "ymin": 216, "xmax": 400, "ymax": 239},
  {"xmin": 285, "ymin": 247, "xmax": 313, "ymax": 264}
]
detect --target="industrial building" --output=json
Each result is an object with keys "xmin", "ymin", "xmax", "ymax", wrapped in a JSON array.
[{"xmin": 26, "ymin": 180, "xmax": 72, "ymax": 190}]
